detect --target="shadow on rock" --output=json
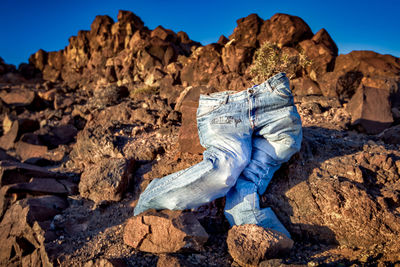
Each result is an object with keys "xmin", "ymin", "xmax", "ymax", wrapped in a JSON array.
[{"xmin": 261, "ymin": 126, "xmax": 400, "ymax": 263}]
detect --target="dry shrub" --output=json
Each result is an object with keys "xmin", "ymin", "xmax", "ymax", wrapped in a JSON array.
[{"xmin": 250, "ymin": 42, "xmax": 311, "ymax": 84}]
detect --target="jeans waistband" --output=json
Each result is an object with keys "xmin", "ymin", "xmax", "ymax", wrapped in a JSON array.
[{"xmin": 199, "ymin": 72, "xmax": 288, "ymax": 103}]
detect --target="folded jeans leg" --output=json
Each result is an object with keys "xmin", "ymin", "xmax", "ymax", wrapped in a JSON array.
[{"xmin": 224, "ymin": 137, "xmax": 292, "ymax": 238}]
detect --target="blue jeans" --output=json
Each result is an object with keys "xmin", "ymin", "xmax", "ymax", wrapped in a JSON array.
[{"xmin": 134, "ymin": 73, "xmax": 302, "ymax": 238}]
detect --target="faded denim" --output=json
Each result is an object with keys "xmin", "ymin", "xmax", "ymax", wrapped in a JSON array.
[{"xmin": 134, "ymin": 73, "xmax": 302, "ymax": 238}]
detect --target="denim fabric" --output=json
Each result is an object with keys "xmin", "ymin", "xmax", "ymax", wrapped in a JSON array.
[{"xmin": 134, "ymin": 72, "xmax": 302, "ymax": 238}]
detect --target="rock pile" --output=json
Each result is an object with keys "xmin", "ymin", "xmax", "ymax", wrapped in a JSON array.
[{"xmin": 0, "ymin": 9, "xmax": 400, "ymax": 267}]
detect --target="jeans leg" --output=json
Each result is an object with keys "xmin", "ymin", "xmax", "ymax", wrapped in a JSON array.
[
  {"xmin": 224, "ymin": 137, "xmax": 292, "ymax": 238},
  {"xmin": 134, "ymin": 145, "xmax": 250, "ymax": 216}
]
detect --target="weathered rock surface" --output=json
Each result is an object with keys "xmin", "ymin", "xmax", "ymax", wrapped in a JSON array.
[
  {"xmin": 157, "ymin": 254, "xmax": 193, "ymax": 267},
  {"xmin": 0, "ymin": 160, "xmax": 70, "ymax": 186},
  {"xmin": 79, "ymin": 158, "xmax": 134, "ymax": 203},
  {"xmin": 124, "ymin": 210, "xmax": 209, "ymax": 253},
  {"xmin": 177, "ymin": 86, "xmax": 216, "ymax": 154},
  {"xmin": 263, "ymin": 127, "xmax": 400, "ymax": 261},
  {"xmin": 347, "ymin": 76, "xmax": 394, "ymax": 133},
  {"xmin": 0, "ymin": 196, "xmax": 69, "ymax": 266},
  {"xmin": 227, "ymin": 224, "xmax": 294, "ymax": 267}
]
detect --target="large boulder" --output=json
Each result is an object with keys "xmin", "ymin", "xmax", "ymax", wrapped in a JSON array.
[
  {"xmin": 229, "ymin": 13, "xmax": 263, "ymax": 48},
  {"xmin": 257, "ymin": 13, "xmax": 313, "ymax": 47},
  {"xmin": 317, "ymin": 50, "xmax": 400, "ymax": 99},
  {"xmin": 299, "ymin": 28, "xmax": 338, "ymax": 80},
  {"xmin": 347, "ymin": 77, "xmax": 395, "ymax": 134}
]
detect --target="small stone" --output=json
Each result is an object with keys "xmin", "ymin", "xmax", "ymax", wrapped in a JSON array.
[
  {"xmin": 124, "ymin": 210, "xmax": 208, "ymax": 253},
  {"xmin": 227, "ymin": 224, "xmax": 294, "ymax": 267}
]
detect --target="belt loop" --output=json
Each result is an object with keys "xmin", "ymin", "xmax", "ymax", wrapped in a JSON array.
[{"xmin": 224, "ymin": 94, "xmax": 229, "ymax": 104}]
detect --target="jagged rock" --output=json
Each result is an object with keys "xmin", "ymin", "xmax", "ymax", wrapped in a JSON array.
[
  {"xmin": 6, "ymin": 177, "xmax": 71, "ymax": 196},
  {"xmin": 0, "ymin": 195, "xmax": 68, "ymax": 266},
  {"xmin": 157, "ymin": 254, "xmax": 193, "ymax": 267},
  {"xmin": 28, "ymin": 49, "xmax": 47, "ymax": 72},
  {"xmin": 70, "ymin": 121, "xmax": 127, "ymax": 166},
  {"xmin": 92, "ymin": 84, "xmax": 129, "ymax": 108},
  {"xmin": 227, "ymin": 224, "xmax": 294, "ymax": 266},
  {"xmin": 257, "ymin": 13, "xmax": 313, "ymax": 47},
  {"xmin": 177, "ymin": 86, "xmax": 216, "ymax": 154},
  {"xmin": 15, "ymin": 141, "xmax": 48, "ymax": 161},
  {"xmin": 299, "ymin": 29, "xmax": 338, "ymax": 79},
  {"xmin": 264, "ymin": 133, "xmax": 400, "ymax": 260},
  {"xmin": 229, "ymin": 14, "xmax": 263, "ymax": 48},
  {"xmin": 378, "ymin": 125, "xmax": 400, "ymax": 145},
  {"xmin": 39, "ymin": 124, "xmax": 78, "ymax": 148},
  {"xmin": 317, "ymin": 50, "xmax": 400, "ymax": 99},
  {"xmin": 0, "ymin": 160, "xmax": 69, "ymax": 186},
  {"xmin": 79, "ymin": 158, "xmax": 134, "ymax": 203},
  {"xmin": 180, "ymin": 44, "xmax": 224, "ymax": 88},
  {"xmin": 347, "ymin": 77, "xmax": 394, "ymax": 134},
  {"xmin": 0, "ymin": 88, "xmax": 35, "ymax": 107},
  {"xmin": 217, "ymin": 35, "xmax": 229, "ymax": 45},
  {"xmin": 124, "ymin": 210, "xmax": 208, "ymax": 253},
  {"xmin": 0, "ymin": 118, "xmax": 39, "ymax": 150},
  {"xmin": 89, "ymin": 15, "xmax": 114, "ymax": 51},
  {"xmin": 222, "ymin": 45, "xmax": 254, "ymax": 74},
  {"xmin": 291, "ymin": 77, "xmax": 322, "ymax": 96}
]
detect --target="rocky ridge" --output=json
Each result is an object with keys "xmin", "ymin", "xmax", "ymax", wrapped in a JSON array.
[{"xmin": 0, "ymin": 10, "xmax": 400, "ymax": 267}]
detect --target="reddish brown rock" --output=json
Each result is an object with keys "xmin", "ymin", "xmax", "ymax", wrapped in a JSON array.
[
  {"xmin": 299, "ymin": 29, "xmax": 338, "ymax": 79},
  {"xmin": 70, "ymin": 122, "xmax": 126, "ymax": 165},
  {"xmin": 222, "ymin": 45, "xmax": 254, "ymax": 74},
  {"xmin": 83, "ymin": 258, "xmax": 128, "ymax": 267},
  {"xmin": 157, "ymin": 254, "xmax": 193, "ymax": 267},
  {"xmin": 29, "ymin": 49, "xmax": 47, "ymax": 71},
  {"xmin": 0, "ymin": 88, "xmax": 35, "ymax": 107},
  {"xmin": 124, "ymin": 210, "xmax": 208, "ymax": 253},
  {"xmin": 0, "ymin": 117, "xmax": 39, "ymax": 150},
  {"xmin": 257, "ymin": 13, "xmax": 313, "ymax": 47},
  {"xmin": 0, "ymin": 195, "xmax": 68, "ymax": 266},
  {"xmin": 291, "ymin": 77, "xmax": 322, "ymax": 96},
  {"xmin": 7, "ymin": 177, "xmax": 69, "ymax": 196},
  {"xmin": 347, "ymin": 77, "xmax": 394, "ymax": 134},
  {"xmin": 378, "ymin": 125, "xmax": 400, "ymax": 145},
  {"xmin": 227, "ymin": 224, "xmax": 294, "ymax": 266},
  {"xmin": 15, "ymin": 141, "xmax": 48, "ymax": 161},
  {"xmin": 229, "ymin": 13, "xmax": 263, "ymax": 48},
  {"xmin": 217, "ymin": 35, "xmax": 229, "ymax": 45},
  {"xmin": 264, "ymin": 134, "xmax": 400, "ymax": 260},
  {"xmin": 180, "ymin": 44, "xmax": 224, "ymax": 88},
  {"xmin": 317, "ymin": 51, "xmax": 400, "ymax": 99},
  {"xmin": 0, "ymin": 160, "xmax": 69, "ymax": 186},
  {"xmin": 79, "ymin": 158, "xmax": 135, "ymax": 203},
  {"xmin": 177, "ymin": 86, "xmax": 216, "ymax": 154}
]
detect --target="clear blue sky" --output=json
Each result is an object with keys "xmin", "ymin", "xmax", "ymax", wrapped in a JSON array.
[{"xmin": 1, "ymin": 0, "xmax": 399, "ymax": 66}]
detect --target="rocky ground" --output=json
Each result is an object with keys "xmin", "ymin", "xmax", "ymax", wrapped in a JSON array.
[{"xmin": 1, "ymin": 9, "xmax": 400, "ymax": 267}]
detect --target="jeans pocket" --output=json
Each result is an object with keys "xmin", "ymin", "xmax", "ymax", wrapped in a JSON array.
[
  {"xmin": 196, "ymin": 94, "xmax": 228, "ymax": 118},
  {"xmin": 268, "ymin": 73, "xmax": 292, "ymax": 99}
]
